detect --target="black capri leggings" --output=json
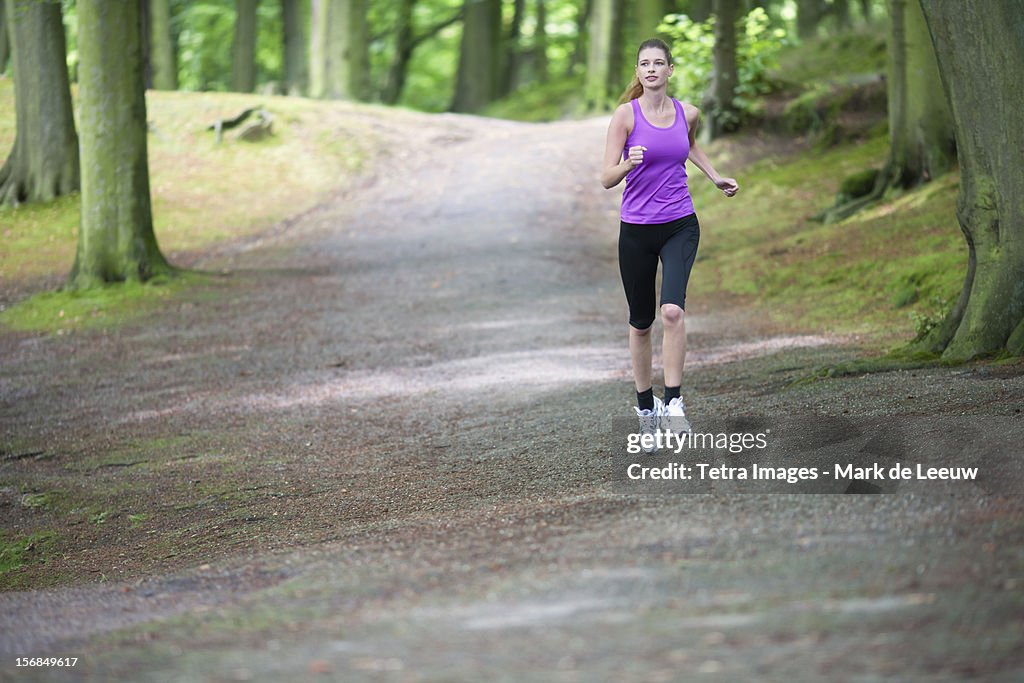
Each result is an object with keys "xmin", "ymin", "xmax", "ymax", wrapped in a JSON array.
[{"xmin": 618, "ymin": 213, "xmax": 700, "ymax": 330}]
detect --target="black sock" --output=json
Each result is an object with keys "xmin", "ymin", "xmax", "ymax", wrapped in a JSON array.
[
  {"xmin": 664, "ymin": 385, "xmax": 681, "ymax": 405},
  {"xmin": 637, "ymin": 387, "xmax": 654, "ymax": 412}
]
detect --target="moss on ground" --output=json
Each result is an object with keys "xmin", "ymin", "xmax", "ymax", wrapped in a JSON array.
[
  {"xmin": 0, "ymin": 531, "xmax": 59, "ymax": 590},
  {"xmin": 0, "ymin": 270, "xmax": 215, "ymax": 334}
]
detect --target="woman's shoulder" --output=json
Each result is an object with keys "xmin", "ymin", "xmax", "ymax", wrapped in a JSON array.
[
  {"xmin": 677, "ymin": 100, "xmax": 702, "ymax": 127},
  {"xmin": 612, "ymin": 101, "xmax": 635, "ymax": 130}
]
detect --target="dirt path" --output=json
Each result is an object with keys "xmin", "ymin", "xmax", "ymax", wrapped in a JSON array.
[{"xmin": 2, "ymin": 111, "xmax": 1023, "ymax": 682}]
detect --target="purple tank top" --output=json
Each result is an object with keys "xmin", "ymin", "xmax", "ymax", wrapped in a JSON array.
[{"xmin": 621, "ymin": 98, "xmax": 694, "ymax": 224}]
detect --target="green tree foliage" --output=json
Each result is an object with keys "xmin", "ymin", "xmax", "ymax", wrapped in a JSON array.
[{"xmin": 659, "ymin": 8, "xmax": 789, "ymax": 124}]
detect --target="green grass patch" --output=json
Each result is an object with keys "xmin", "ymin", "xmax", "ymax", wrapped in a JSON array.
[
  {"xmin": 0, "ymin": 270, "xmax": 214, "ymax": 334},
  {"xmin": 0, "ymin": 531, "xmax": 59, "ymax": 589},
  {"xmin": 127, "ymin": 513, "xmax": 150, "ymax": 528}
]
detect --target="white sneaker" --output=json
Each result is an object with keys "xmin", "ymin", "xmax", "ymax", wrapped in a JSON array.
[
  {"xmin": 635, "ymin": 396, "xmax": 664, "ymax": 453},
  {"xmin": 664, "ymin": 397, "xmax": 692, "ymax": 435}
]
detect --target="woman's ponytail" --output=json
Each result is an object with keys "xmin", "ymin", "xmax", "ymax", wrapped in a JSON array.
[{"xmin": 618, "ymin": 76, "xmax": 644, "ymax": 105}]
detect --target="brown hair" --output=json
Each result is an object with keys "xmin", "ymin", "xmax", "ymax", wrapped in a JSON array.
[{"xmin": 618, "ymin": 38, "xmax": 674, "ymax": 104}]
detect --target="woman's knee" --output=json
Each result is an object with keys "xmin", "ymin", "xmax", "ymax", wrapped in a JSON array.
[
  {"xmin": 661, "ymin": 303, "xmax": 685, "ymax": 327},
  {"xmin": 629, "ymin": 323, "xmax": 653, "ymax": 337}
]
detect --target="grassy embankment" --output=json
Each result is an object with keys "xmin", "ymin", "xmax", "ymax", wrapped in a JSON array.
[{"xmin": 0, "ymin": 80, "xmax": 369, "ymax": 332}]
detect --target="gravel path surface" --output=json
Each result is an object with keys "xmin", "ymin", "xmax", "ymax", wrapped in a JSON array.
[{"xmin": 2, "ymin": 111, "xmax": 1023, "ymax": 682}]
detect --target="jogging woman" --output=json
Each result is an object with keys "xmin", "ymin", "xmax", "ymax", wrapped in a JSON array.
[{"xmin": 601, "ymin": 38, "xmax": 738, "ymax": 444}]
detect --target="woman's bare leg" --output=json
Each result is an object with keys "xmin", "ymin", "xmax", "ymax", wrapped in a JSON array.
[
  {"xmin": 661, "ymin": 304, "xmax": 686, "ymax": 388},
  {"xmin": 629, "ymin": 324, "xmax": 654, "ymax": 393}
]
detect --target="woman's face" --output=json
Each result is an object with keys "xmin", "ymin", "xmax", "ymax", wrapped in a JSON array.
[{"xmin": 636, "ymin": 47, "xmax": 673, "ymax": 89}]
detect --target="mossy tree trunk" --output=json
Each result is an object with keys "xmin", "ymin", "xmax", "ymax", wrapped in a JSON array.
[
  {"xmin": 833, "ymin": 0, "xmax": 852, "ymax": 29},
  {"xmin": 308, "ymin": 0, "xmax": 327, "ymax": 98},
  {"xmin": 0, "ymin": 0, "xmax": 78, "ymax": 206},
  {"xmin": 568, "ymin": 0, "xmax": 591, "ymax": 75},
  {"xmin": 636, "ymin": 0, "xmax": 665, "ymax": 38},
  {"xmin": 281, "ymin": 0, "xmax": 307, "ymax": 96},
  {"xmin": 688, "ymin": 0, "xmax": 712, "ymax": 23},
  {"xmin": 499, "ymin": 0, "xmax": 525, "ymax": 96},
  {"xmin": 796, "ymin": 0, "xmax": 824, "ymax": 39},
  {"xmin": 535, "ymin": 0, "xmax": 548, "ymax": 83},
  {"xmin": 325, "ymin": 0, "xmax": 347, "ymax": 99},
  {"xmin": 880, "ymin": 0, "xmax": 954, "ymax": 189},
  {"xmin": 451, "ymin": 0, "xmax": 502, "ymax": 112},
  {"xmin": 68, "ymin": 0, "xmax": 172, "ymax": 289},
  {"xmin": 232, "ymin": 0, "xmax": 257, "ymax": 93},
  {"xmin": 346, "ymin": 0, "xmax": 369, "ymax": 99},
  {"xmin": 383, "ymin": 0, "xmax": 414, "ymax": 104},
  {"xmin": 384, "ymin": 2, "xmax": 463, "ymax": 105},
  {"xmin": 0, "ymin": 1, "xmax": 9, "ymax": 74},
  {"xmin": 583, "ymin": 0, "xmax": 620, "ymax": 110},
  {"xmin": 325, "ymin": 0, "xmax": 369, "ymax": 100},
  {"xmin": 858, "ymin": 0, "xmax": 872, "ymax": 23},
  {"xmin": 913, "ymin": 0, "xmax": 1024, "ymax": 360},
  {"xmin": 704, "ymin": 0, "xmax": 740, "ymax": 139},
  {"xmin": 149, "ymin": 0, "xmax": 177, "ymax": 90}
]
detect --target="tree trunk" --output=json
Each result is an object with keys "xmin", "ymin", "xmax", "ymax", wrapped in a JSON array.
[
  {"xmin": 347, "ymin": 0, "xmax": 368, "ymax": 99},
  {"xmin": 383, "ymin": 0, "xmax": 414, "ymax": 104},
  {"xmin": 150, "ymin": 0, "xmax": 177, "ymax": 90},
  {"xmin": 881, "ymin": 0, "xmax": 954, "ymax": 189},
  {"xmin": 703, "ymin": 0, "xmax": 740, "ymax": 138},
  {"xmin": 140, "ymin": 0, "xmax": 151, "ymax": 87},
  {"xmin": 569, "ymin": 0, "xmax": 591, "ymax": 75},
  {"xmin": 450, "ymin": 0, "xmax": 502, "ymax": 112},
  {"xmin": 309, "ymin": 0, "xmax": 327, "ymax": 98},
  {"xmin": 535, "ymin": 0, "xmax": 548, "ymax": 83},
  {"xmin": 796, "ymin": 0, "xmax": 823, "ymax": 39},
  {"xmin": 232, "ymin": 0, "xmax": 257, "ymax": 92},
  {"xmin": 584, "ymin": 0, "xmax": 620, "ymax": 110},
  {"xmin": 384, "ymin": 5, "xmax": 462, "ymax": 105},
  {"xmin": 0, "ymin": 0, "xmax": 10, "ymax": 74},
  {"xmin": 636, "ymin": 0, "xmax": 666, "ymax": 38},
  {"xmin": 282, "ymin": 0, "xmax": 307, "ymax": 96},
  {"xmin": 607, "ymin": 0, "xmax": 624, "ymax": 95},
  {"xmin": 833, "ymin": 0, "xmax": 851, "ymax": 30},
  {"xmin": 913, "ymin": 0, "xmax": 1024, "ymax": 360},
  {"xmin": 69, "ymin": 0, "xmax": 172, "ymax": 289},
  {"xmin": 499, "ymin": 0, "xmax": 525, "ymax": 96},
  {"xmin": 325, "ymin": 0, "xmax": 368, "ymax": 100},
  {"xmin": 859, "ymin": 0, "xmax": 872, "ymax": 23},
  {"xmin": 0, "ymin": 0, "xmax": 79, "ymax": 206},
  {"xmin": 325, "ymin": 0, "xmax": 349, "ymax": 99},
  {"xmin": 689, "ymin": 0, "xmax": 712, "ymax": 22}
]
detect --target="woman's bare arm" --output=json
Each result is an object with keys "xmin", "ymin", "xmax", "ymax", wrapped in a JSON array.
[
  {"xmin": 601, "ymin": 104, "xmax": 642, "ymax": 189},
  {"xmin": 684, "ymin": 105, "xmax": 738, "ymax": 197}
]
